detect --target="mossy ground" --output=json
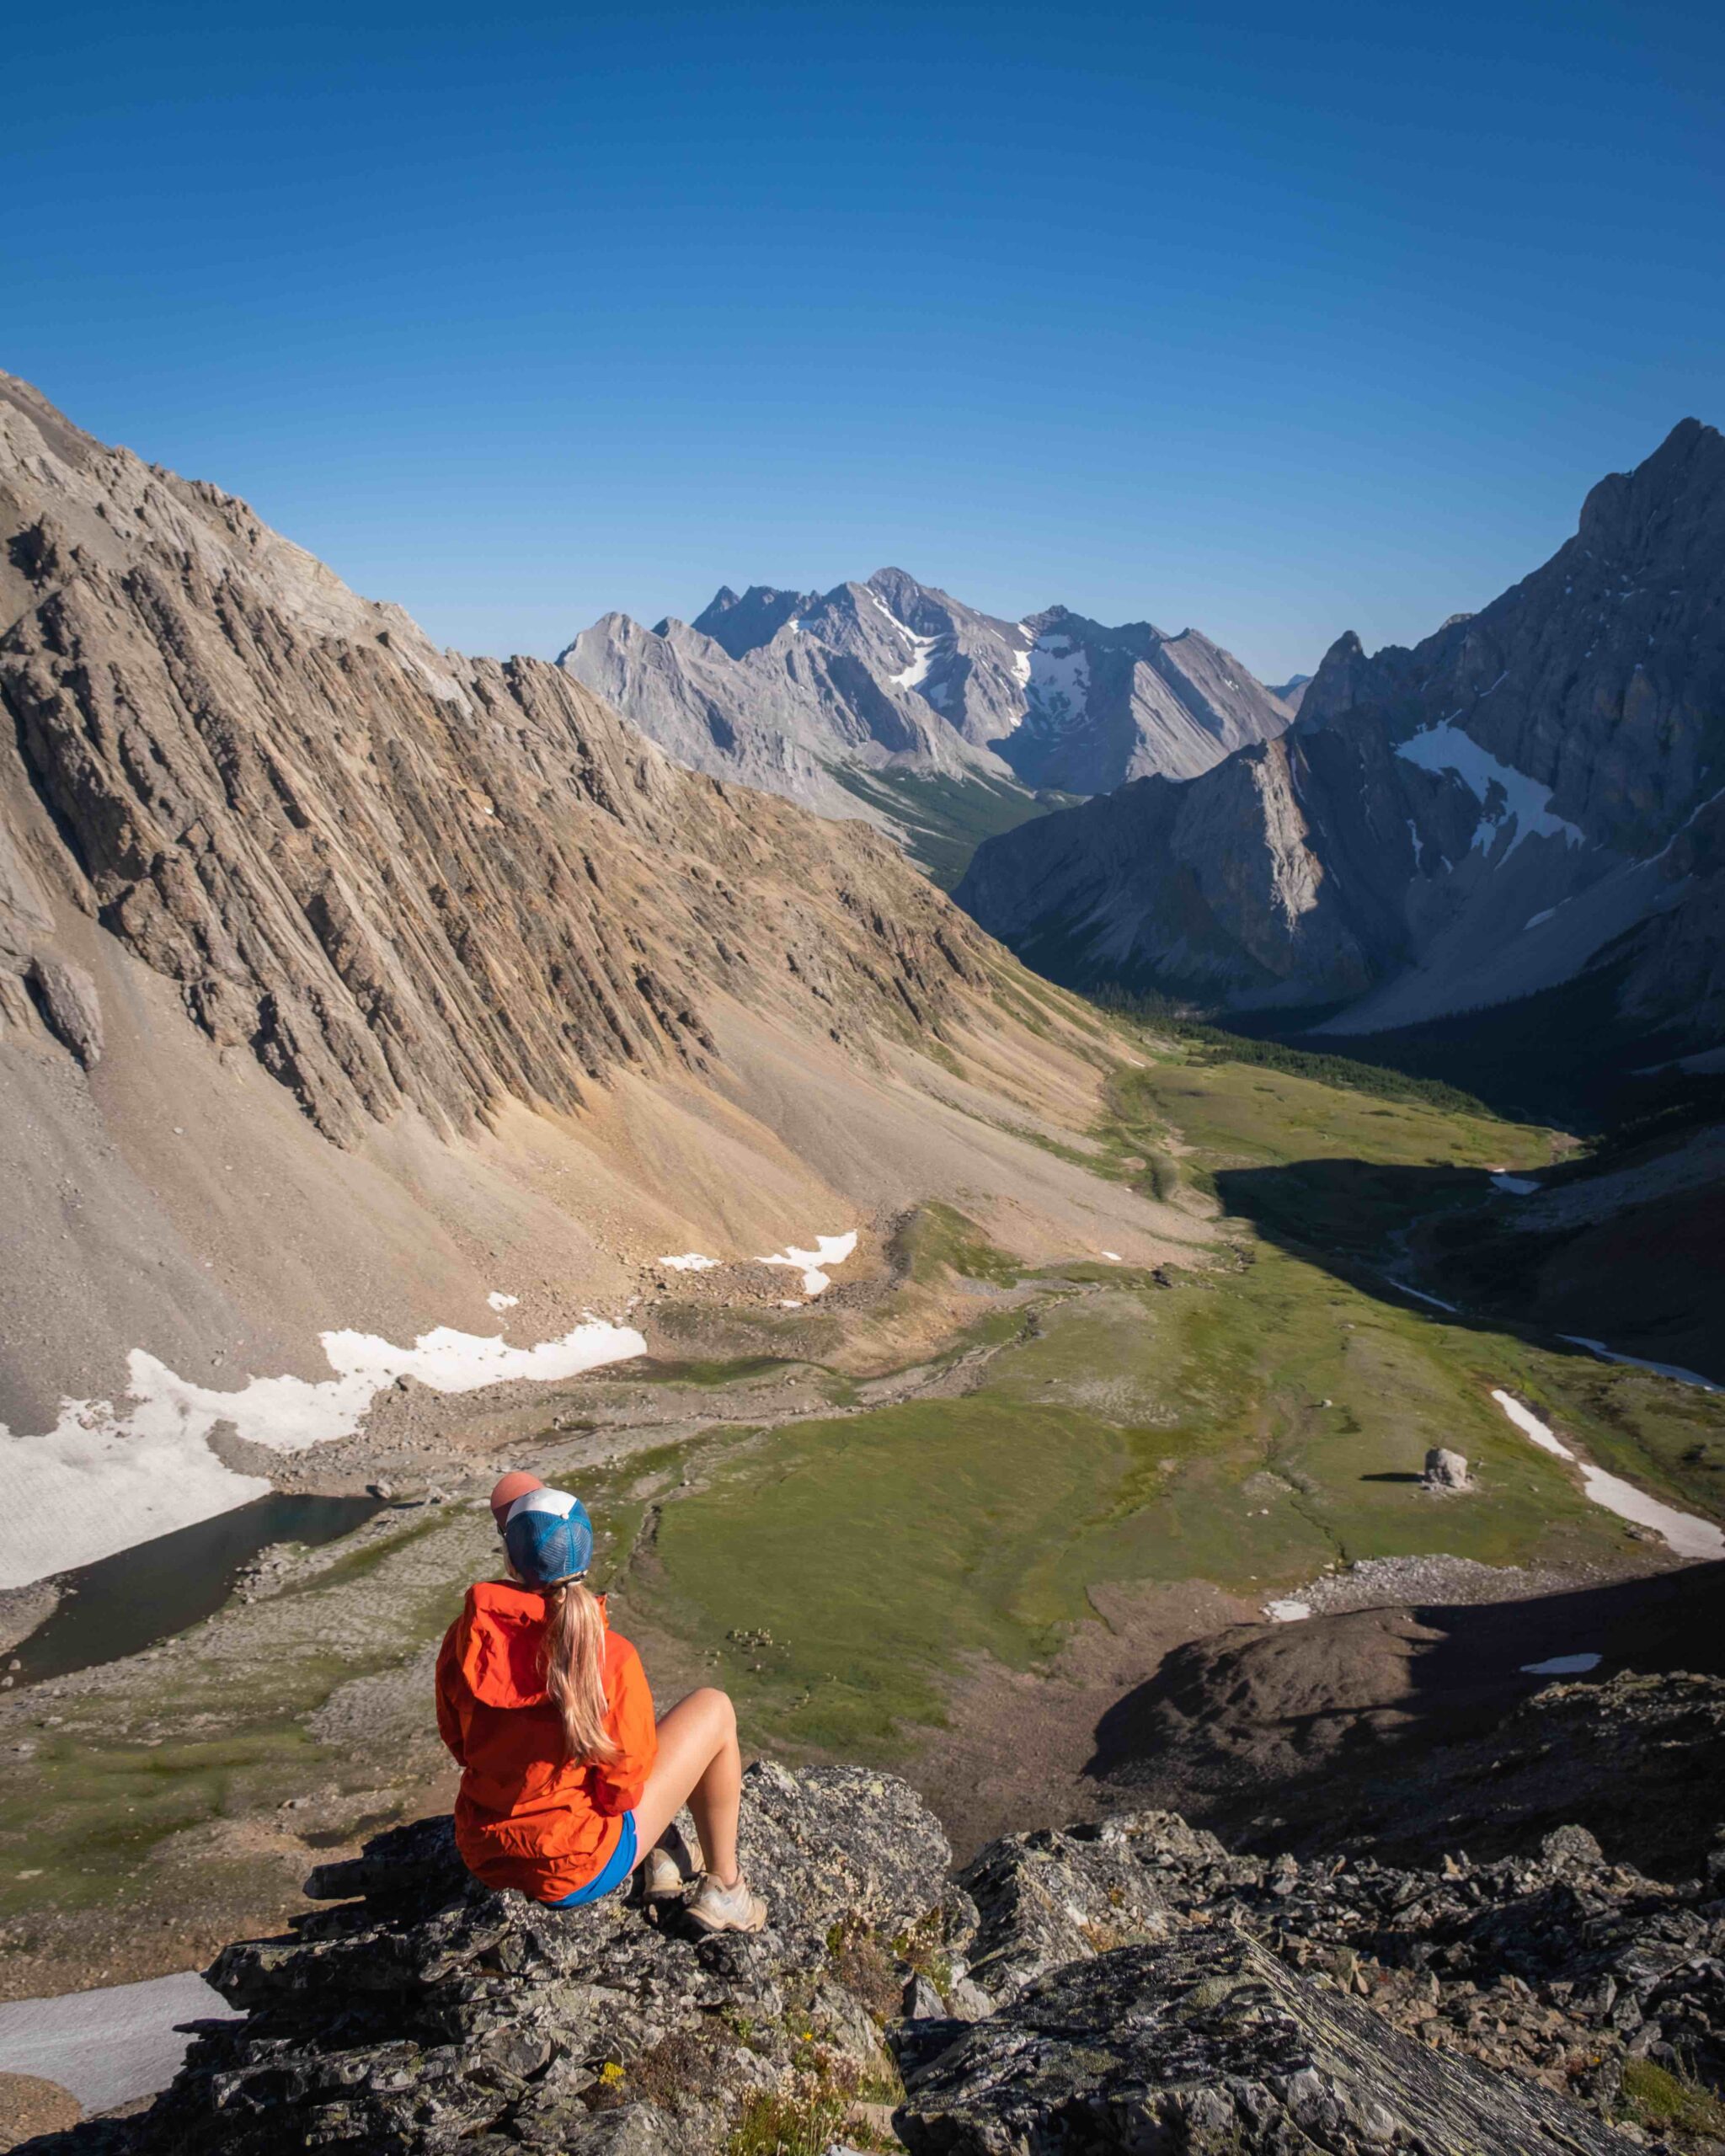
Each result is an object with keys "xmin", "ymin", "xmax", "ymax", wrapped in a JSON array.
[{"xmin": 1620, "ymin": 2054, "xmax": 1725, "ymax": 2137}]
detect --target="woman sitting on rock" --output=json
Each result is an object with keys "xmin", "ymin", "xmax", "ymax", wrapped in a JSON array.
[{"xmin": 435, "ymin": 1474, "xmax": 766, "ymax": 1931}]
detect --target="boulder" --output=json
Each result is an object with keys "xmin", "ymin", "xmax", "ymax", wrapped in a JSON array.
[
  {"xmin": 1423, "ymin": 1446, "xmax": 1472, "ymax": 1491},
  {"xmin": 101, "ymin": 1765, "xmax": 956, "ymax": 2156}
]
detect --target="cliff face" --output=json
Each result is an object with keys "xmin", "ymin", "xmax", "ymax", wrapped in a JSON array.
[
  {"xmin": 996, "ymin": 604, "xmax": 1295, "ymax": 794},
  {"xmin": 955, "ymin": 420, "xmax": 1725, "ymax": 1050},
  {"xmin": 1299, "ymin": 418, "xmax": 1725, "ymax": 852}
]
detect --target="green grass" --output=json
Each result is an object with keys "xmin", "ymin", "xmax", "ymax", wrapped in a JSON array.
[
  {"xmin": 628, "ymin": 1353, "xmax": 801, "ymax": 1388},
  {"xmin": 1108, "ymin": 1059, "xmax": 1546, "ymax": 1183},
  {"xmin": 619, "ymin": 1247, "xmax": 1725, "ymax": 1762},
  {"xmin": 5, "ymin": 1022, "xmax": 1720, "ymax": 1961},
  {"xmin": 1092, "ymin": 994, "xmax": 1503, "ymax": 1120},
  {"xmin": 1620, "ymin": 2055, "xmax": 1725, "ymax": 2137},
  {"xmin": 615, "ymin": 1056, "xmax": 1722, "ymax": 1766}
]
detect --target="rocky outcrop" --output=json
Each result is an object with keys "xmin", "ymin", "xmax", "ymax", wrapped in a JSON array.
[
  {"xmin": 45, "ymin": 1737, "xmax": 1725, "ymax": 2154},
  {"xmin": 69, "ymin": 1764, "xmax": 967, "ymax": 2155},
  {"xmin": 898, "ymin": 1930, "xmax": 1636, "ymax": 2153},
  {"xmin": 560, "ymin": 570, "xmax": 1293, "ymax": 830},
  {"xmin": 947, "ymin": 1802, "xmax": 1725, "ymax": 2137},
  {"xmin": 955, "ymin": 419, "xmax": 1725, "ymax": 1057}
]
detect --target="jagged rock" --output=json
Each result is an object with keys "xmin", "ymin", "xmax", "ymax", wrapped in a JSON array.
[
  {"xmin": 894, "ymin": 1929, "xmax": 1638, "ymax": 2153},
  {"xmin": 87, "ymin": 1765, "xmax": 953, "ymax": 2156},
  {"xmin": 1423, "ymin": 1446, "xmax": 1471, "ymax": 1491},
  {"xmin": 958, "ymin": 1811, "xmax": 1249, "ymax": 2005},
  {"xmin": 24, "ymin": 953, "xmax": 102, "ymax": 1065}
]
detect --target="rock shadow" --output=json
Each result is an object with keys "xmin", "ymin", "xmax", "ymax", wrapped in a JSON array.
[{"xmin": 1083, "ymin": 1561, "xmax": 1725, "ymax": 1878}]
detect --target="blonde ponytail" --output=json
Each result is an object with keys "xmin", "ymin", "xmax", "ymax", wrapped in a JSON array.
[{"xmin": 541, "ymin": 1580, "xmax": 619, "ymax": 1764}]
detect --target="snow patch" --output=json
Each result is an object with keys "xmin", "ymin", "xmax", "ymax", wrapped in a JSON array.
[
  {"xmin": 1026, "ymin": 635, "xmax": 1091, "ymax": 729},
  {"xmin": 0, "ymin": 1319, "xmax": 648, "ymax": 1588},
  {"xmin": 659, "ymin": 1253, "xmax": 720, "ymax": 1272},
  {"xmin": 1101, "ymin": 1250, "xmax": 1123, "ymax": 1262},
  {"xmin": 1521, "ymin": 1652, "xmax": 1602, "ymax": 1676},
  {"xmin": 486, "ymin": 1292, "xmax": 520, "ymax": 1310},
  {"xmin": 756, "ymin": 1230, "xmax": 858, "ymax": 1299},
  {"xmin": 1491, "ymin": 1389, "xmax": 1725, "ymax": 1558},
  {"xmin": 1265, "ymin": 1599, "xmax": 1311, "ymax": 1623},
  {"xmin": 1395, "ymin": 723, "xmax": 1583, "ymax": 854},
  {"xmin": 890, "ymin": 637, "xmax": 941, "ymax": 691},
  {"xmin": 1490, "ymin": 1173, "xmax": 1540, "ymax": 1196},
  {"xmin": 0, "ymin": 1970, "xmax": 240, "ymax": 2115}
]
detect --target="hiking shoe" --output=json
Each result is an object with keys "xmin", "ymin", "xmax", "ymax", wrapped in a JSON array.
[
  {"xmin": 685, "ymin": 1871, "xmax": 768, "ymax": 1934},
  {"xmin": 640, "ymin": 1845, "xmax": 685, "ymax": 1902}
]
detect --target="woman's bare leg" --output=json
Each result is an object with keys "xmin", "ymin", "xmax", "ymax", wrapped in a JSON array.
[{"xmin": 629, "ymin": 1688, "xmax": 743, "ymax": 1886}]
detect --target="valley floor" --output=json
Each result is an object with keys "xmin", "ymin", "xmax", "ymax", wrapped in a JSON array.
[{"xmin": 3, "ymin": 1038, "xmax": 1722, "ymax": 2015}]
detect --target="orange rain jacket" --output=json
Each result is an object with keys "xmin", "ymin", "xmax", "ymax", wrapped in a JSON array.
[{"xmin": 435, "ymin": 1580, "xmax": 657, "ymax": 1902}]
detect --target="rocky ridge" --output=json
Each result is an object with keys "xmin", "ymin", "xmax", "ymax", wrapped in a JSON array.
[
  {"xmin": 38, "ymin": 1687, "xmax": 1725, "ymax": 2156},
  {"xmin": 954, "ymin": 419, "xmax": 1725, "ymax": 1054}
]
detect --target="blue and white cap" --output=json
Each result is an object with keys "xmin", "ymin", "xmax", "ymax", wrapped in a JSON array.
[{"xmin": 503, "ymin": 1487, "xmax": 595, "ymax": 1588}]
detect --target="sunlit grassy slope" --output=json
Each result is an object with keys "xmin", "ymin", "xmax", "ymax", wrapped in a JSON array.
[{"xmin": 617, "ymin": 1047, "xmax": 1725, "ymax": 1761}]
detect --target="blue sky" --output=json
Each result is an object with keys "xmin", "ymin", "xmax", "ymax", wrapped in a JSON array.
[{"xmin": 5, "ymin": 0, "xmax": 1720, "ymax": 681}]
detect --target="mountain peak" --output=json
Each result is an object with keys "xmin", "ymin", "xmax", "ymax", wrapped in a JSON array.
[
  {"xmin": 1576, "ymin": 414, "xmax": 1724, "ymax": 548},
  {"xmin": 690, "ymin": 583, "xmax": 817, "ymax": 659}
]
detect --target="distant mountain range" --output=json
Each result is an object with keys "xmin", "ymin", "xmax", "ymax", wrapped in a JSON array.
[
  {"xmin": 559, "ymin": 570, "xmax": 1294, "ymax": 878},
  {"xmin": 954, "ymin": 419, "xmax": 1725, "ymax": 1075}
]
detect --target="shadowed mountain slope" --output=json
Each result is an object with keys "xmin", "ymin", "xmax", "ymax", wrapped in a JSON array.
[{"xmin": 955, "ymin": 419, "xmax": 1725, "ymax": 1056}]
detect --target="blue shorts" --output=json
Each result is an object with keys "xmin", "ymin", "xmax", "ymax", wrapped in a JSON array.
[{"xmin": 539, "ymin": 1811, "xmax": 638, "ymax": 1908}]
